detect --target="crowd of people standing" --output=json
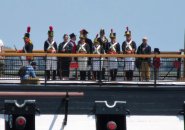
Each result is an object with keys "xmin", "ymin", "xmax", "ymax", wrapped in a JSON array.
[{"xmin": 16, "ymin": 26, "xmax": 161, "ymax": 81}]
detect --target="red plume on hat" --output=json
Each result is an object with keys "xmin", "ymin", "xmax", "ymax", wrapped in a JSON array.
[
  {"xmin": 111, "ymin": 29, "xmax": 113, "ymax": 33},
  {"xmin": 94, "ymin": 34, "xmax": 99, "ymax": 44},
  {"xmin": 27, "ymin": 26, "xmax": 31, "ymax": 33},
  {"xmin": 110, "ymin": 28, "xmax": 116, "ymax": 38},
  {"xmin": 125, "ymin": 26, "xmax": 131, "ymax": 36},
  {"xmin": 49, "ymin": 26, "xmax": 53, "ymax": 32},
  {"xmin": 24, "ymin": 26, "xmax": 31, "ymax": 38},
  {"xmin": 126, "ymin": 27, "xmax": 129, "ymax": 31},
  {"xmin": 96, "ymin": 34, "xmax": 99, "ymax": 38},
  {"xmin": 48, "ymin": 26, "xmax": 54, "ymax": 37}
]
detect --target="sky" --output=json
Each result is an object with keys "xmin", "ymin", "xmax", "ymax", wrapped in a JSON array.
[{"xmin": 0, "ymin": 0, "xmax": 185, "ymax": 51}]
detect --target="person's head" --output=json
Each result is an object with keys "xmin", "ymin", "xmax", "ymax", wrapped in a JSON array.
[
  {"xmin": 23, "ymin": 37, "xmax": 30, "ymax": 44},
  {"xmin": 124, "ymin": 27, "xmax": 132, "ymax": 41},
  {"xmin": 142, "ymin": 37, "xmax": 148, "ymax": 46},
  {"xmin": 154, "ymin": 48, "xmax": 160, "ymax": 54},
  {"xmin": 0, "ymin": 39, "xmax": 3, "ymax": 46},
  {"xmin": 94, "ymin": 37, "xmax": 100, "ymax": 46},
  {"xmin": 110, "ymin": 32, "xmax": 116, "ymax": 43},
  {"xmin": 23, "ymin": 26, "xmax": 31, "ymax": 44},
  {"xmin": 48, "ymin": 26, "xmax": 54, "ymax": 42},
  {"xmin": 79, "ymin": 35, "xmax": 86, "ymax": 43},
  {"xmin": 80, "ymin": 29, "xmax": 88, "ymax": 38},
  {"xmin": 63, "ymin": 34, "xmax": 69, "ymax": 42},
  {"xmin": 31, "ymin": 61, "xmax": 36, "ymax": 69},
  {"xmin": 126, "ymin": 35, "xmax": 131, "ymax": 41},
  {"xmin": 110, "ymin": 37, "xmax": 116, "ymax": 43},
  {"xmin": 100, "ymin": 29, "xmax": 105, "ymax": 37},
  {"xmin": 70, "ymin": 33, "xmax": 76, "ymax": 41}
]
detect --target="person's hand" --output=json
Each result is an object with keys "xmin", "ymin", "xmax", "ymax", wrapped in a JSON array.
[
  {"xmin": 51, "ymin": 50, "xmax": 56, "ymax": 53},
  {"xmin": 131, "ymin": 50, "xmax": 135, "ymax": 54},
  {"xmin": 17, "ymin": 50, "xmax": 22, "ymax": 53},
  {"xmin": 127, "ymin": 50, "xmax": 132, "ymax": 54}
]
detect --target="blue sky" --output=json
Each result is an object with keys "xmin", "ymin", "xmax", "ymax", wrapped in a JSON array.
[{"xmin": 0, "ymin": 0, "xmax": 185, "ymax": 51}]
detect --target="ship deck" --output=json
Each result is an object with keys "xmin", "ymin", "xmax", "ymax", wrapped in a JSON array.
[{"xmin": 1, "ymin": 78, "xmax": 185, "ymax": 86}]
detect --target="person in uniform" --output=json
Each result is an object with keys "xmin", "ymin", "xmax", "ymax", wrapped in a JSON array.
[
  {"xmin": 58, "ymin": 34, "xmax": 73, "ymax": 80},
  {"xmin": 19, "ymin": 61, "xmax": 37, "ymax": 80},
  {"xmin": 80, "ymin": 29, "xmax": 93, "ymax": 80},
  {"xmin": 18, "ymin": 26, "xmax": 33, "ymax": 64},
  {"xmin": 137, "ymin": 37, "xmax": 151, "ymax": 81},
  {"xmin": 97, "ymin": 29, "xmax": 109, "ymax": 80},
  {"xmin": 92, "ymin": 35, "xmax": 104, "ymax": 81},
  {"xmin": 77, "ymin": 34, "xmax": 90, "ymax": 80},
  {"xmin": 69, "ymin": 33, "xmax": 78, "ymax": 79},
  {"xmin": 153, "ymin": 48, "xmax": 161, "ymax": 80},
  {"xmin": 44, "ymin": 26, "xmax": 57, "ymax": 80},
  {"xmin": 122, "ymin": 27, "xmax": 137, "ymax": 81},
  {"xmin": 106, "ymin": 29, "xmax": 120, "ymax": 81},
  {"xmin": 69, "ymin": 33, "xmax": 77, "ymax": 54},
  {"xmin": 0, "ymin": 39, "xmax": 4, "ymax": 76}
]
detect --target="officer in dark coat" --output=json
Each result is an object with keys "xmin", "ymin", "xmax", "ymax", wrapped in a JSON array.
[
  {"xmin": 18, "ymin": 26, "xmax": 33, "ymax": 64},
  {"xmin": 92, "ymin": 35, "xmax": 104, "ymax": 80},
  {"xmin": 80, "ymin": 29, "xmax": 93, "ymax": 80},
  {"xmin": 44, "ymin": 26, "xmax": 57, "ymax": 80},
  {"xmin": 105, "ymin": 29, "xmax": 120, "ymax": 81},
  {"xmin": 58, "ymin": 34, "xmax": 73, "ymax": 80},
  {"xmin": 137, "ymin": 37, "xmax": 151, "ymax": 81},
  {"xmin": 122, "ymin": 27, "xmax": 137, "ymax": 81},
  {"xmin": 97, "ymin": 29, "xmax": 109, "ymax": 80},
  {"xmin": 77, "ymin": 34, "xmax": 90, "ymax": 80}
]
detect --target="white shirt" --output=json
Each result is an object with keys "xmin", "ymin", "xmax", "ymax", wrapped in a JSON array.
[{"xmin": 0, "ymin": 39, "xmax": 4, "ymax": 53}]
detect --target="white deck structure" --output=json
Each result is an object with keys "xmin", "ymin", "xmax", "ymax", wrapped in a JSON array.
[{"xmin": 0, "ymin": 115, "xmax": 183, "ymax": 130}]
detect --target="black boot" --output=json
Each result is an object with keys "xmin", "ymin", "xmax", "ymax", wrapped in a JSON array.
[
  {"xmin": 88, "ymin": 71, "xmax": 92, "ymax": 80},
  {"xmin": 80, "ymin": 71, "xmax": 86, "ymax": 80},
  {"xmin": 102, "ymin": 68, "xmax": 105, "ymax": 80},
  {"xmin": 97, "ymin": 71, "xmax": 101, "ymax": 81},
  {"xmin": 93, "ymin": 71, "xmax": 96, "ymax": 81},
  {"xmin": 110, "ymin": 70, "xmax": 114, "ymax": 81},
  {"xmin": 52, "ymin": 70, "xmax": 56, "ymax": 80},
  {"xmin": 114, "ymin": 69, "xmax": 117, "ymax": 81},
  {"xmin": 45, "ymin": 70, "xmax": 50, "ymax": 80}
]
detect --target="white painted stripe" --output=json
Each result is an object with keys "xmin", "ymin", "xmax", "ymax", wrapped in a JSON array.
[{"xmin": 0, "ymin": 115, "xmax": 183, "ymax": 130}]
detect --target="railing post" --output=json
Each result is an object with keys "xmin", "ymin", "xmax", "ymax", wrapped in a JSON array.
[
  {"xmin": 44, "ymin": 54, "xmax": 47, "ymax": 87},
  {"xmin": 154, "ymin": 56, "xmax": 157, "ymax": 87},
  {"xmin": 99, "ymin": 56, "xmax": 102, "ymax": 86},
  {"xmin": 177, "ymin": 58, "xmax": 181, "ymax": 80}
]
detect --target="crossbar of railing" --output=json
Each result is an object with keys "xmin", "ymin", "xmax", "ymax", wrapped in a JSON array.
[
  {"xmin": 0, "ymin": 53, "xmax": 185, "ymax": 58},
  {"xmin": 0, "ymin": 92, "xmax": 84, "ymax": 97},
  {"xmin": 4, "ymin": 49, "xmax": 182, "ymax": 54}
]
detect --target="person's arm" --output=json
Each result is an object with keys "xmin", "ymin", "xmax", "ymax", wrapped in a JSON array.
[
  {"xmin": 117, "ymin": 43, "xmax": 121, "ymax": 54},
  {"xmin": 105, "ymin": 43, "xmax": 109, "ymax": 53},
  {"xmin": 101, "ymin": 46, "xmax": 104, "ymax": 54},
  {"xmin": 30, "ymin": 67, "xmax": 36, "ymax": 78},
  {"xmin": 54, "ymin": 42, "xmax": 57, "ymax": 52},
  {"xmin": 89, "ymin": 39, "xmax": 93, "ymax": 53},
  {"xmin": 147, "ymin": 46, "xmax": 152, "ymax": 64},
  {"xmin": 122, "ymin": 42, "xmax": 125, "ymax": 54},
  {"xmin": 26, "ymin": 44, "xmax": 33, "ymax": 53},
  {"xmin": 136, "ymin": 46, "xmax": 140, "ymax": 54},
  {"xmin": 132, "ymin": 42, "xmax": 137, "ymax": 54},
  {"xmin": 148, "ymin": 46, "xmax": 152, "ymax": 54},
  {"xmin": 86, "ymin": 44, "xmax": 90, "ymax": 54},
  {"xmin": 0, "ymin": 45, "xmax": 4, "ymax": 59},
  {"xmin": 44, "ymin": 41, "xmax": 48, "ymax": 52},
  {"xmin": 67, "ymin": 43, "xmax": 73, "ymax": 53},
  {"xmin": 58, "ymin": 43, "xmax": 62, "ymax": 53}
]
